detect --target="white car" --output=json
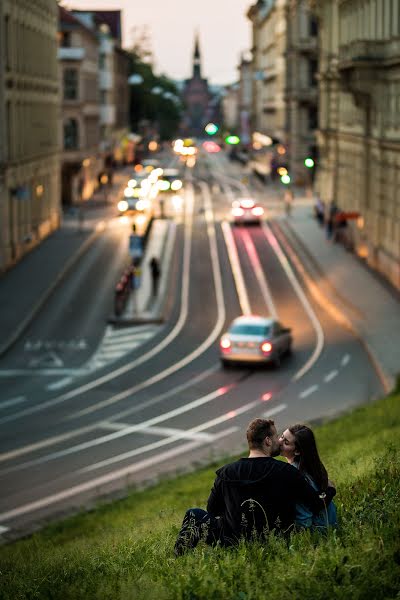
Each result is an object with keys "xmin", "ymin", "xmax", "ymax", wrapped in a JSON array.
[
  {"xmin": 231, "ymin": 198, "xmax": 264, "ymax": 225},
  {"xmin": 219, "ymin": 315, "xmax": 292, "ymax": 367}
]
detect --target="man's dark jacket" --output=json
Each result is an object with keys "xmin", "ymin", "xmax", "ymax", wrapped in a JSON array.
[{"xmin": 207, "ymin": 457, "xmax": 334, "ymax": 543}]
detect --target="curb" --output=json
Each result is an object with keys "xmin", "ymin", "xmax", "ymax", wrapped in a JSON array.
[
  {"xmin": 107, "ymin": 220, "xmax": 177, "ymax": 326},
  {"xmin": 272, "ymin": 219, "xmax": 394, "ymax": 395},
  {"xmin": 0, "ymin": 226, "xmax": 102, "ymax": 358}
]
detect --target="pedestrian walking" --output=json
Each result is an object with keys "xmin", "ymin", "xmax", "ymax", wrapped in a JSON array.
[
  {"xmin": 150, "ymin": 256, "xmax": 161, "ymax": 297},
  {"xmin": 284, "ymin": 189, "xmax": 294, "ymax": 217}
]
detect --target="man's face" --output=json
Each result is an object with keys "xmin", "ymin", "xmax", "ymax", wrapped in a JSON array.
[
  {"xmin": 268, "ymin": 426, "xmax": 281, "ymax": 457},
  {"xmin": 279, "ymin": 428, "xmax": 297, "ymax": 461}
]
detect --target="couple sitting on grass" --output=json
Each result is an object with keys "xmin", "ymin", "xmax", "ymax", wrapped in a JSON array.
[{"xmin": 175, "ymin": 418, "xmax": 337, "ymax": 556}]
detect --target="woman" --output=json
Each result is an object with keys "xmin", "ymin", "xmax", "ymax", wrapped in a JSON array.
[{"xmin": 279, "ymin": 424, "xmax": 337, "ymax": 529}]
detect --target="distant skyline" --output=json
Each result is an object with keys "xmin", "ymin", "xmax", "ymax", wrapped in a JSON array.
[{"xmin": 60, "ymin": 0, "xmax": 252, "ymax": 85}]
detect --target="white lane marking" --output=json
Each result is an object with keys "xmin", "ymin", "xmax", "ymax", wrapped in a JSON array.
[
  {"xmin": 262, "ymin": 403, "xmax": 288, "ymax": 418},
  {"xmin": 262, "ymin": 223, "xmax": 324, "ymax": 382},
  {"xmin": 299, "ymin": 385, "xmax": 319, "ymax": 399},
  {"xmin": 240, "ymin": 228, "xmax": 277, "ymax": 318},
  {"xmin": 0, "ymin": 382, "xmax": 235, "ymax": 476},
  {"xmin": 69, "ymin": 181, "xmax": 226, "ymax": 420},
  {"xmin": 101, "ymin": 422, "xmax": 215, "ymax": 442},
  {"xmin": 0, "ymin": 390, "xmax": 280, "ymax": 521},
  {"xmin": 81, "ymin": 426, "xmax": 238, "ymax": 473},
  {"xmin": 0, "ymin": 525, "xmax": 9, "ymax": 534},
  {"xmin": 324, "ymin": 370, "xmax": 338, "ymax": 383},
  {"xmin": 0, "ymin": 369, "xmax": 85, "ymax": 377},
  {"xmin": 28, "ymin": 351, "xmax": 64, "ymax": 368},
  {"xmin": 0, "ymin": 396, "xmax": 27, "ymax": 410},
  {"xmin": 190, "ymin": 398, "xmax": 266, "ymax": 432},
  {"xmin": 221, "ymin": 220, "xmax": 252, "ymax": 315},
  {"xmin": 0, "ymin": 423, "xmax": 98, "ymax": 463},
  {"xmin": 46, "ymin": 378, "xmax": 73, "ymax": 391},
  {"xmin": 0, "ymin": 185, "xmax": 194, "ymax": 425},
  {"xmin": 341, "ymin": 354, "xmax": 350, "ymax": 366},
  {"xmin": 0, "ymin": 433, "xmax": 228, "ymax": 523},
  {"xmin": 0, "ymin": 367, "xmax": 219, "ymax": 464}
]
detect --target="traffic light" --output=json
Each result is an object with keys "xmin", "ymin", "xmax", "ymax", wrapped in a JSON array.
[
  {"xmin": 225, "ymin": 135, "xmax": 240, "ymax": 145},
  {"xmin": 280, "ymin": 174, "xmax": 291, "ymax": 185},
  {"xmin": 304, "ymin": 157, "xmax": 315, "ymax": 168},
  {"xmin": 205, "ymin": 123, "xmax": 219, "ymax": 135}
]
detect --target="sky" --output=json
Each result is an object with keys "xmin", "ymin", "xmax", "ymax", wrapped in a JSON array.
[{"xmin": 60, "ymin": 0, "xmax": 253, "ymax": 85}]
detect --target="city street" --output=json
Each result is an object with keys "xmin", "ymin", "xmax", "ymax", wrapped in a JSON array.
[{"xmin": 0, "ymin": 150, "xmax": 384, "ymax": 536}]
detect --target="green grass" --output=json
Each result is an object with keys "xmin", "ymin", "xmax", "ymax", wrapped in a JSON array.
[{"xmin": 1, "ymin": 392, "xmax": 400, "ymax": 599}]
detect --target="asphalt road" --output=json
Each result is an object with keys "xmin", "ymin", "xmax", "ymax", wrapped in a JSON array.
[{"xmin": 0, "ymin": 150, "xmax": 383, "ymax": 538}]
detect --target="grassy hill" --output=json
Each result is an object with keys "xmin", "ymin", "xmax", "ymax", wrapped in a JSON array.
[{"xmin": 0, "ymin": 390, "xmax": 399, "ymax": 600}]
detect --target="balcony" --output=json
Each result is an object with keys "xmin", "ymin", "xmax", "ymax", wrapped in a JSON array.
[
  {"xmin": 58, "ymin": 47, "xmax": 85, "ymax": 61},
  {"xmin": 292, "ymin": 37, "xmax": 317, "ymax": 54},
  {"xmin": 338, "ymin": 39, "xmax": 393, "ymax": 98}
]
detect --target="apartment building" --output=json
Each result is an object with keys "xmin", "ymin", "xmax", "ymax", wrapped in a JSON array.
[
  {"xmin": 286, "ymin": 0, "xmax": 318, "ymax": 184},
  {"xmin": 58, "ymin": 7, "xmax": 102, "ymax": 206},
  {"xmin": 313, "ymin": 0, "xmax": 400, "ymax": 290},
  {"xmin": 72, "ymin": 10, "xmax": 130, "ymax": 167},
  {"xmin": 0, "ymin": 0, "xmax": 60, "ymax": 270},
  {"xmin": 248, "ymin": 0, "xmax": 287, "ymax": 143}
]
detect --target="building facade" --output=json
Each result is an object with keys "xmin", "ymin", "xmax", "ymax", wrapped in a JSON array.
[
  {"xmin": 248, "ymin": 0, "xmax": 288, "ymax": 143},
  {"xmin": 286, "ymin": 0, "xmax": 318, "ymax": 184},
  {"xmin": 313, "ymin": 0, "xmax": 400, "ymax": 290},
  {"xmin": 59, "ymin": 7, "xmax": 102, "ymax": 206},
  {"xmin": 0, "ymin": 0, "xmax": 60, "ymax": 271},
  {"xmin": 248, "ymin": 0, "xmax": 318, "ymax": 183}
]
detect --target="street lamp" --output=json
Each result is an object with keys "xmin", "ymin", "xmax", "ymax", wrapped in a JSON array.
[{"xmin": 128, "ymin": 74, "xmax": 144, "ymax": 85}]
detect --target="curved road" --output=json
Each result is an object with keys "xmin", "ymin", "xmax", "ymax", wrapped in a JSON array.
[{"xmin": 0, "ymin": 151, "xmax": 383, "ymax": 537}]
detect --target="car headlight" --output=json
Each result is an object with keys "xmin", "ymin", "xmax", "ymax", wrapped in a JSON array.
[
  {"xmin": 171, "ymin": 179, "xmax": 182, "ymax": 191},
  {"xmin": 118, "ymin": 200, "xmax": 129, "ymax": 212},
  {"xmin": 158, "ymin": 180, "xmax": 170, "ymax": 191}
]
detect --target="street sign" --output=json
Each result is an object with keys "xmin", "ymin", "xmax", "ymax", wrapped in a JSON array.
[{"xmin": 129, "ymin": 234, "xmax": 143, "ymax": 259}]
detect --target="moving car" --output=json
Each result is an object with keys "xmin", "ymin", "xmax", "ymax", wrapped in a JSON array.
[
  {"xmin": 219, "ymin": 315, "xmax": 292, "ymax": 367},
  {"xmin": 231, "ymin": 197, "xmax": 264, "ymax": 225},
  {"xmin": 157, "ymin": 168, "xmax": 183, "ymax": 193}
]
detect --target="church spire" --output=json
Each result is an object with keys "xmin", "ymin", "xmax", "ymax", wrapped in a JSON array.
[{"xmin": 193, "ymin": 31, "xmax": 201, "ymax": 78}]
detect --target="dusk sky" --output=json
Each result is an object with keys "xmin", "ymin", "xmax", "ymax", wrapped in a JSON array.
[{"xmin": 61, "ymin": 0, "xmax": 252, "ymax": 85}]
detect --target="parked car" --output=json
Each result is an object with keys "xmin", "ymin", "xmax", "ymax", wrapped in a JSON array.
[
  {"xmin": 231, "ymin": 197, "xmax": 264, "ymax": 225},
  {"xmin": 219, "ymin": 315, "xmax": 292, "ymax": 367}
]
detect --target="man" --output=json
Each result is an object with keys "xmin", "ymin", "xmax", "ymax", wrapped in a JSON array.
[{"xmin": 174, "ymin": 418, "xmax": 335, "ymax": 555}]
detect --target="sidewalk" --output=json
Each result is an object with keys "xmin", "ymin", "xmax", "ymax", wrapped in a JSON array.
[
  {"xmin": 0, "ymin": 166, "xmax": 133, "ymax": 357},
  {"xmin": 109, "ymin": 218, "xmax": 176, "ymax": 325},
  {"xmin": 278, "ymin": 202, "xmax": 400, "ymax": 393}
]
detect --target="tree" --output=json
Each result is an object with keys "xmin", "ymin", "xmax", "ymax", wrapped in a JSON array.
[{"xmin": 128, "ymin": 51, "xmax": 182, "ymax": 141}]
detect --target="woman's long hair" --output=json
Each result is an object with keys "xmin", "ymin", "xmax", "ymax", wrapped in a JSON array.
[{"xmin": 289, "ymin": 424, "xmax": 328, "ymax": 491}]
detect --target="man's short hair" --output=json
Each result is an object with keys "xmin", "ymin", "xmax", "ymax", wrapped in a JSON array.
[{"xmin": 246, "ymin": 418, "xmax": 275, "ymax": 450}]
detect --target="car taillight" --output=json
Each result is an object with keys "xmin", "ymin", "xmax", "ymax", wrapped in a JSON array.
[
  {"xmin": 252, "ymin": 206, "xmax": 264, "ymax": 216},
  {"xmin": 261, "ymin": 341, "xmax": 272, "ymax": 354},
  {"xmin": 220, "ymin": 337, "xmax": 232, "ymax": 353},
  {"xmin": 232, "ymin": 207, "xmax": 244, "ymax": 217}
]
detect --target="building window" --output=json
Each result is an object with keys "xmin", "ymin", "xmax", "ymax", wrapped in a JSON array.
[
  {"xmin": 309, "ymin": 16, "xmax": 318, "ymax": 37},
  {"xmin": 309, "ymin": 59, "xmax": 318, "ymax": 87},
  {"xmin": 308, "ymin": 107, "xmax": 318, "ymax": 131},
  {"xmin": 64, "ymin": 119, "xmax": 79, "ymax": 149},
  {"xmin": 59, "ymin": 31, "xmax": 71, "ymax": 47},
  {"xmin": 5, "ymin": 16, "xmax": 10, "ymax": 70},
  {"xmin": 63, "ymin": 68, "xmax": 78, "ymax": 100}
]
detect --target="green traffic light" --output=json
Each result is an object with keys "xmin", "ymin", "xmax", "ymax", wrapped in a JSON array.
[
  {"xmin": 225, "ymin": 135, "xmax": 240, "ymax": 145},
  {"xmin": 205, "ymin": 123, "xmax": 219, "ymax": 135},
  {"xmin": 281, "ymin": 174, "xmax": 291, "ymax": 185},
  {"xmin": 304, "ymin": 158, "xmax": 315, "ymax": 168}
]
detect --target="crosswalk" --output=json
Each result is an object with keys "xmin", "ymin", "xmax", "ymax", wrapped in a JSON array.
[{"xmin": 84, "ymin": 324, "xmax": 161, "ymax": 373}]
